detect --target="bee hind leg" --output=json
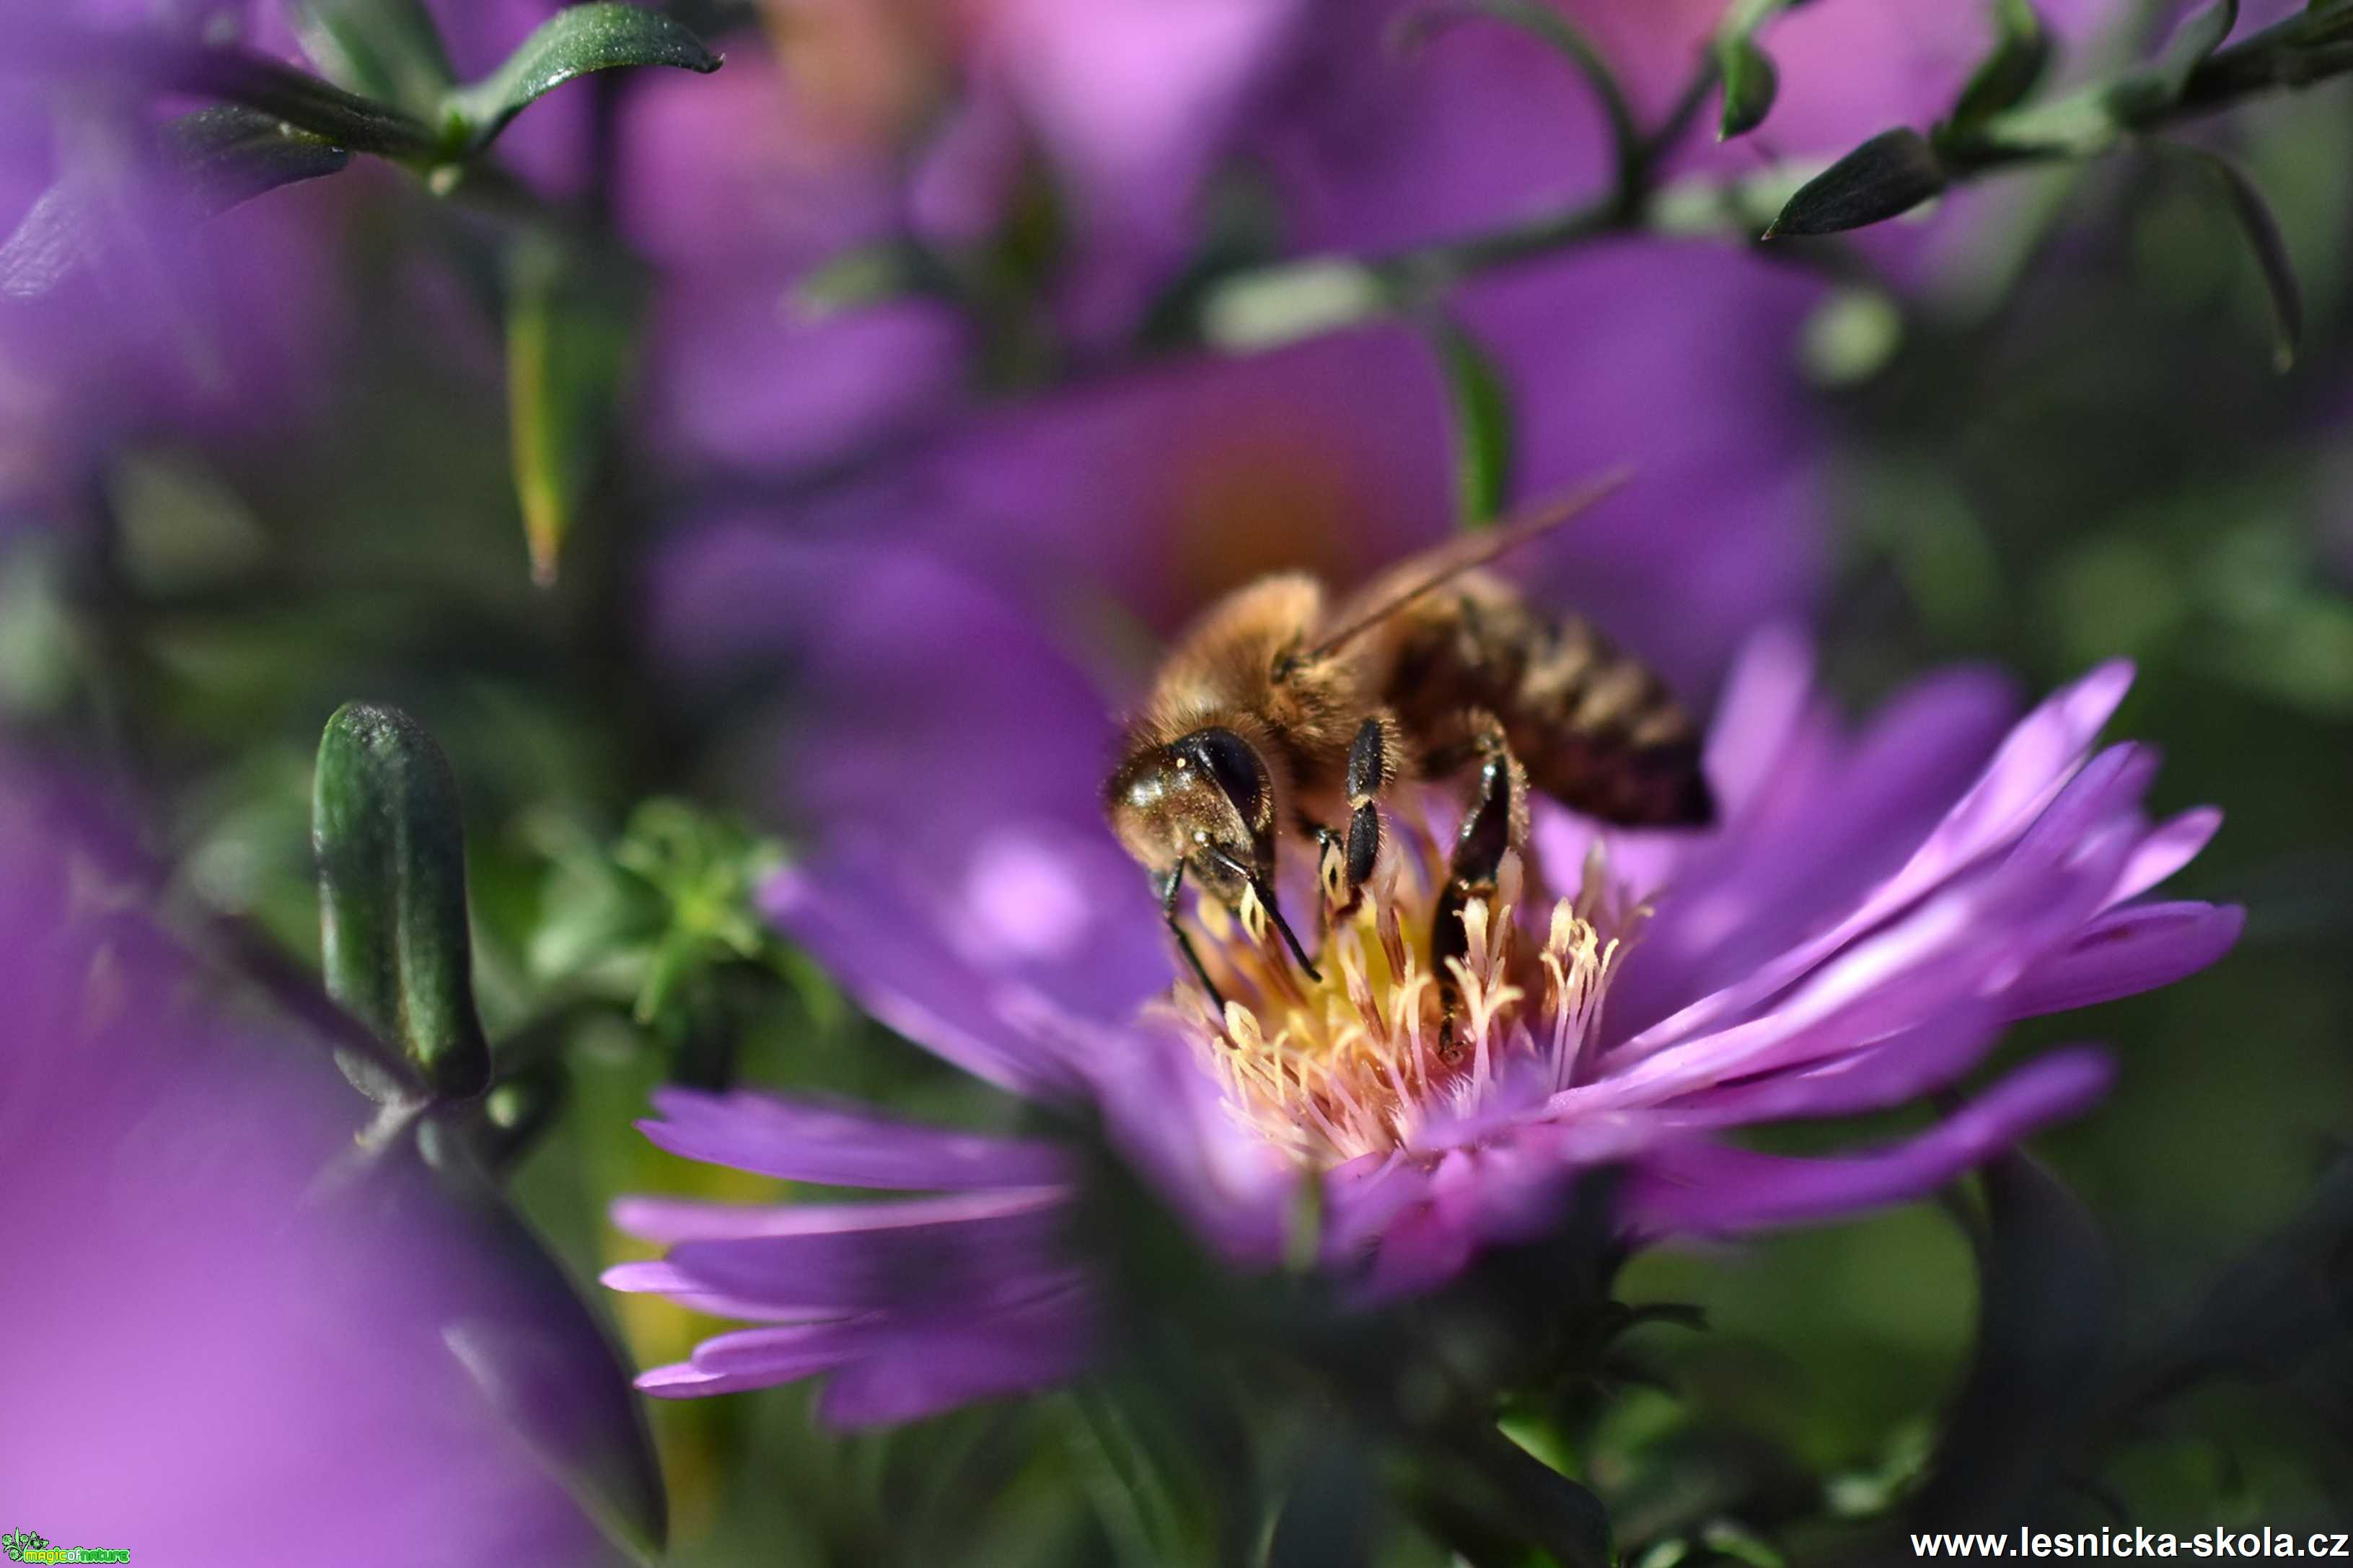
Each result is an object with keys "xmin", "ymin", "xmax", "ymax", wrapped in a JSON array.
[{"xmin": 1433, "ymin": 714, "xmax": 1528, "ymax": 1044}]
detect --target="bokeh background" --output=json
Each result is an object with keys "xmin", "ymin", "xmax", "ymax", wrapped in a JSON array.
[{"xmin": 4, "ymin": 0, "xmax": 2350, "ymax": 1562}]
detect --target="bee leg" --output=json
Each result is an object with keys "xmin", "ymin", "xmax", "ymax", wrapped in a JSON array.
[
  {"xmin": 1342, "ymin": 716, "xmax": 1390, "ymax": 896},
  {"xmin": 1156, "ymin": 863, "xmax": 1227, "ymax": 1014},
  {"xmin": 1433, "ymin": 716, "xmax": 1527, "ymax": 1044},
  {"xmin": 1333, "ymin": 713, "xmax": 1406, "ymax": 919}
]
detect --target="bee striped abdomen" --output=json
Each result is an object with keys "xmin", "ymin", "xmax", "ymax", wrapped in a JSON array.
[{"xmin": 1371, "ymin": 573, "xmax": 1715, "ymax": 829}]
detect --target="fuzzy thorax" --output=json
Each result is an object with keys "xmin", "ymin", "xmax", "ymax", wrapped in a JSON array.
[{"xmin": 1151, "ymin": 800, "xmax": 1643, "ymax": 1166}]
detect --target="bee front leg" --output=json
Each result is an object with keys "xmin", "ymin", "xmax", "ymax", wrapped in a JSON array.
[
  {"xmin": 1156, "ymin": 862, "xmax": 1228, "ymax": 1015},
  {"xmin": 1433, "ymin": 715, "xmax": 1527, "ymax": 1031}
]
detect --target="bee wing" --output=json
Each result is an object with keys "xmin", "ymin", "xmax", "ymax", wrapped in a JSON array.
[{"xmin": 1301, "ymin": 468, "xmax": 1632, "ymax": 665}]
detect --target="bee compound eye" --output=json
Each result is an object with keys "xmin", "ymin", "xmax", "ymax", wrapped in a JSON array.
[{"xmin": 1185, "ymin": 728, "xmax": 1268, "ymax": 818}]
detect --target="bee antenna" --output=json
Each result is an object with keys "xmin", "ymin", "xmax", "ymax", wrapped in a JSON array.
[{"xmin": 1303, "ymin": 466, "xmax": 1635, "ymax": 663}]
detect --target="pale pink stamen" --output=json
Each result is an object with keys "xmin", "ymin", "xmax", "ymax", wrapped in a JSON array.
[{"xmin": 1163, "ymin": 796, "xmax": 1637, "ymax": 1166}]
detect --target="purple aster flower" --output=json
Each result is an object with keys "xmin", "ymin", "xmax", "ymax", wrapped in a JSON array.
[
  {"xmin": 0, "ymin": 770, "xmax": 638, "ymax": 1567},
  {"xmin": 609, "ymin": 628, "xmax": 2240, "ymax": 1421}
]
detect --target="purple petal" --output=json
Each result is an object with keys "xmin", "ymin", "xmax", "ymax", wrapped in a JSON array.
[
  {"xmin": 599, "ymin": 1260, "xmax": 832, "ymax": 1325},
  {"xmin": 765, "ymin": 854, "xmax": 1088, "ymax": 1101},
  {"xmin": 633, "ymin": 1088, "xmax": 1072, "ymax": 1192},
  {"xmin": 635, "ymin": 1360, "xmax": 788, "ymax": 1399},
  {"xmin": 690, "ymin": 1320, "xmax": 884, "ymax": 1382},
  {"xmin": 2001, "ymin": 902, "xmax": 2246, "ymax": 1020},
  {"xmin": 1655, "ymin": 999, "xmax": 2008, "ymax": 1128},
  {"xmin": 1637, "ymin": 1049, "xmax": 2117, "ymax": 1233},
  {"xmin": 1699, "ymin": 625, "xmax": 1818, "ymax": 825},
  {"xmin": 814, "ymin": 1285, "xmax": 1096, "ymax": 1427},
  {"xmin": 2111, "ymin": 808, "xmax": 2223, "ymax": 904},
  {"xmin": 1612, "ymin": 661, "xmax": 2020, "ymax": 1034},
  {"xmin": 1629, "ymin": 1048, "xmax": 2116, "ymax": 1236},
  {"xmin": 1601, "ymin": 801, "xmax": 2134, "ymax": 1104},
  {"xmin": 1081, "ymin": 1021, "xmax": 1299, "ymax": 1267},
  {"xmin": 1617, "ymin": 667, "xmax": 2138, "ymax": 1057},
  {"xmin": 1900, "ymin": 661, "xmax": 2136, "ymax": 888},
  {"xmin": 656, "ymin": 1190, "xmax": 1073, "ymax": 1316}
]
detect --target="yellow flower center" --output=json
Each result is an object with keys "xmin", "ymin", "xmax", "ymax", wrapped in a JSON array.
[{"xmin": 1153, "ymin": 798, "xmax": 1644, "ymax": 1166}]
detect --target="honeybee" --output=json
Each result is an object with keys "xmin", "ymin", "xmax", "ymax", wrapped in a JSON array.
[{"xmin": 1104, "ymin": 473, "xmax": 1715, "ymax": 1010}]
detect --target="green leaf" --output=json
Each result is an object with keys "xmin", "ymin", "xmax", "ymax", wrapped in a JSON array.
[
  {"xmin": 504, "ymin": 238, "xmax": 639, "ymax": 585},
  {"xmin": 1713, "ymin": 0, "xmax": 1806, "ymax": 138},
  {"xmin": 1, "ymin": 107, "xmax": 350, "ymax": 300},
  {"xmin": 1912, "ymin": 1152, "xmax": 2115, "ymax": 1528},
  {"xmin": 1426, "ymin": 316, "xmax": 1516, "ymax": 529},
  {"xmin": 2108, "ymin": 0, "xmax": 2239, "ymax": 121},
  {"xmin": 2186, "ymin": 146, "xmax": 2303, "ymax": 370},
  {"xmin": 419, "ymin": 1125, "xmax": 669, "ymax": 1564},
  {"xmin": 315, "ymin": 702, "xmax": 493, "ymax": 1101},
  {"xmin": 135, "ymin": 39, "xmax": 439, "ymax": 157},
  {"xmin": 444, "ymin": 3, "xmax": 721, "ymax": 154},
  {"xmin": 1715, "ymin": 32, "xmax": 1780, "ymax": 138},
  {"xmin": 170, "ymin": 105, "xmax": 357, "ymax": 209},
  {"xmin": 289, "ymin": 0, "xmax": 457, "ymax": 115},
  {"xmin": 2160, "ymin": 0, "xmax": 2240, "ymax": 94},
  {"xmin": 1764, "ymin": 127, "xmax": 1948, "ymax": 237},
  {"xmin": 1949, "ymin": 0, "xmax": 2051, "ymax": 128}
]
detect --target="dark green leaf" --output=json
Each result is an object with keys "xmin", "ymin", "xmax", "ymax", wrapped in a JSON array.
[
  {"xmin": 289, "ymin": 0, "xmax": 456, "ymax": 114},
  {"xmin": 135, "ymin": 39, "xmax": 438, "ymax": 157},
  {"xmin": 315, "ymin": 702, "xmax": 492, "ymax": 1101},
  {"xmin": 1715, "ymin": 32, "xmax": 1780, "ymax": 138},
  {"xmin": 418, "ymin": 1124, "xmax": 668, "ymax": 1564},
  {"xmin": 2152, "ymin": 1149, "xmax": 2353, "ymax": 1386},
  {"xmin": 1409, "ymin": 1422, "xmax": 1614, "ymax": 1568},
  {"xmin": 170, "ymin": 105, "xmax": 356, "ymax": 210},
  {"xmin": 505, "ymin": 238, "xmax": 641, "ymax": 584},
  {"xmin": 2186, "ymin": 146, "xmax": 2303, "ymax": 371},
  {"xmin": 1, "ymin": 108, "xmax": 349, "ymax": 300},
  {"xmin": 1950, "ymin": 0, "xmax": 2051, "ymax": 127},
  {"xmin": 1268, "ymin": 1439, "xmax": 1383, "ymax": 1568},
  {"xmin": 1427, "ymin": 316, "xmax": 1517, "ymax": 529},
  {"xmin": 1912, "ymin": 1152, "xmax": 2115, "ymax": 1530},
  {"xmin": 444, "ymin": 3, "xmax": 721, "ymax": 153},
  {"xmin": 1764, "ymin": 128, "xmax": 1948, "ymax": 237},
  {"xmin": 1712, "ymin": 0, "xmax": 1808, "ymax": 138}
]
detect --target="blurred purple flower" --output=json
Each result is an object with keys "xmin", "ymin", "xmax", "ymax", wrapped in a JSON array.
[
  {"xmin": 0, "ymin": 1, "xmax": 343, "ymax": 509},
  {"xmin": 0, "ymin": 774, "xmax": 627, "ymax": 1568},
  {"xmin": 609, "ymin": 630, "xmax": 2239, "ymax": 1422},
  {"xmin": 615, "ymin": 45, "xmax": 973, "ymax": 475}
]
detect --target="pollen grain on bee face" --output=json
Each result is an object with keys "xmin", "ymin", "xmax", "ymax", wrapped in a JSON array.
[{"xmin": 1148, "ymin": 794, "xmax": 1643, "ymax": 1166}]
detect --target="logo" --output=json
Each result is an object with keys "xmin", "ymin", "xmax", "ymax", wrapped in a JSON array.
[{"xmin": 3, "ymin": 1530, "xmax": 128, "ymax": 1564}]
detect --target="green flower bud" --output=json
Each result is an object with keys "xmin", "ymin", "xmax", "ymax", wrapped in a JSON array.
[{"xmin": 314, "ymin": 702, "xmax": 491, "ymax": 1101}]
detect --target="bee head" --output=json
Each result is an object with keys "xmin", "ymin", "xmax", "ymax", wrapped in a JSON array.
[{"xmin": 1106, "ymin": 726, "xmax": 1275, "ymax": 898}]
